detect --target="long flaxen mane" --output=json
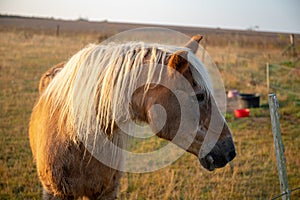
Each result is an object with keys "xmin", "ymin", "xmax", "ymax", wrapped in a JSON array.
[{"xmin": 38, "ymin": 42, "xmax": 212, "ymax": 145}]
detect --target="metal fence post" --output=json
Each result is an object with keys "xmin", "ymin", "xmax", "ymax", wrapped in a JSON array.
[
  {"xmin": 266, "ymin": 62, "xmax": 270, "ymax": 93},
  {"xmin": 268, "ymin": 94, "xmax": 290, "ymax": 200}
]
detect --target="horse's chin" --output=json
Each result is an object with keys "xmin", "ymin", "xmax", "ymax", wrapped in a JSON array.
[
  {"xmin": 199, "ymin": 155, "xmax": 216, "ymax": 171},
  {"xmin": 199, "ymin": 150, "xmax": 235, "ymax": 171}
]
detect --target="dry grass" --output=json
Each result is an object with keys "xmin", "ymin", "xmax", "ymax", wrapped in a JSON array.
[{"xmin": 0, "ymin": 27, "xmax": 299, "ymax": 200}]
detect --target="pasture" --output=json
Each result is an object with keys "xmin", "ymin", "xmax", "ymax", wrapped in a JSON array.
[{"xmin": 0, "ymin": 17, "xmax": 300, "ymax": 199}]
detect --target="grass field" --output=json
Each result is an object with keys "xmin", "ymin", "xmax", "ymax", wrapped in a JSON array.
[{"xmin": 0, "ymin": 18, "xmax": 300, "ymax": 199}]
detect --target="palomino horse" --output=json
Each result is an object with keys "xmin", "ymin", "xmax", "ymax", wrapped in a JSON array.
[{"xmin": 29, "ymin": 35, "xmax": 236, "ymax": 199}]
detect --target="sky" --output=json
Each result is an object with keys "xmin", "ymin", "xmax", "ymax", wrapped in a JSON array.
[{"xmin": 1, "ymin": 0, "xmax": 299, "ymax": 33}]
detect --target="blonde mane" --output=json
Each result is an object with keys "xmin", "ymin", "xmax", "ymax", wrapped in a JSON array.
[{"xmin": 38, "ymin": 42, "xmax": 211, "ymax": 143}]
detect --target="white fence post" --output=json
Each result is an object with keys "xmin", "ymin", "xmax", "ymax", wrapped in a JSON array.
[{"xmin": 268, "ymin": 94, "xmax": 290, "ymax": 200}]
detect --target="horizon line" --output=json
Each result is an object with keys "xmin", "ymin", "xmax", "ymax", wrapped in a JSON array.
[{"xmin": 1, "ymin": 13, "xmax": 299, "ymax": 35}]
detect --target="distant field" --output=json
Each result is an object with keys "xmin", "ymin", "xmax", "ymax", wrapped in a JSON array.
[
  {"xmin": 1, "ymin": 15, "xmax": 298, "ymax": 47},
  {"xmin": 0, "ymin": 16, "xmax": 300, "ymax": 199}
]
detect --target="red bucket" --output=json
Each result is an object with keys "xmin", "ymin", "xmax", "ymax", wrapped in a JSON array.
[{"xmin": 234, "ymin": 108, "xmax": 250, "ymax": 118}]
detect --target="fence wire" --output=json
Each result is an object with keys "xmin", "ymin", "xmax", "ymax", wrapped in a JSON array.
[
  {"xmin": 271, "ymin": 186, "xmax": 300, "ymax": 200},
  {"xmin": 268, "ymin": 64, "xmax": 300, "ymax": 97}
]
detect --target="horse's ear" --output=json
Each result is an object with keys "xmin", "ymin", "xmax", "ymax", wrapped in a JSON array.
[
  {"xmin": 168, "ymin": 50, "xmax": 189, "ymax": 74},
  {"xmin": 185, "ymin": 34, "xmax": 203, "ymax": 53}
]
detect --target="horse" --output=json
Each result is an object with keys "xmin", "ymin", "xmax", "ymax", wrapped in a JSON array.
[{"xmin": 29, "ymin": 34, "xmax": 236, "ymax": 199}]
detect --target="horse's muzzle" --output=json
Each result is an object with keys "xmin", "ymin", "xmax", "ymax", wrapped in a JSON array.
[{"xmin": 199, "ymin": 136, "xmax": 236, "ymax": 171}]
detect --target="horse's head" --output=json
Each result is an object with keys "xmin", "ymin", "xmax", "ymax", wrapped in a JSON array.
[{"xmin": 131, "ymin": 35, "xmax": 236, "ymax": 171}]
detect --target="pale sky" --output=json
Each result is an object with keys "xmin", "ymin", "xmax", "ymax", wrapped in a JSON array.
[{"xmin": 1, "ymin": 0, "xmax": 299, "ymax": 33}]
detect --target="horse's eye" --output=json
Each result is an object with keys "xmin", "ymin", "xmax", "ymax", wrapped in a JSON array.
[
  {"xmin": 192, "ymin": 81, "xmax": 198, "ymax": 87},
  {"xmin": 190, "ymin": 91, "xmax": 206, "ymax": 104},
  {"xmin": 196, "ymin": 93, "xmax": 205, "ymax": 102}
]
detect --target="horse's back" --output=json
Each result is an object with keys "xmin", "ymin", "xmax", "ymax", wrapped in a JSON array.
[{"xmin": 39, "ymin": 62, "xmax": 65, "ymax": 94}]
